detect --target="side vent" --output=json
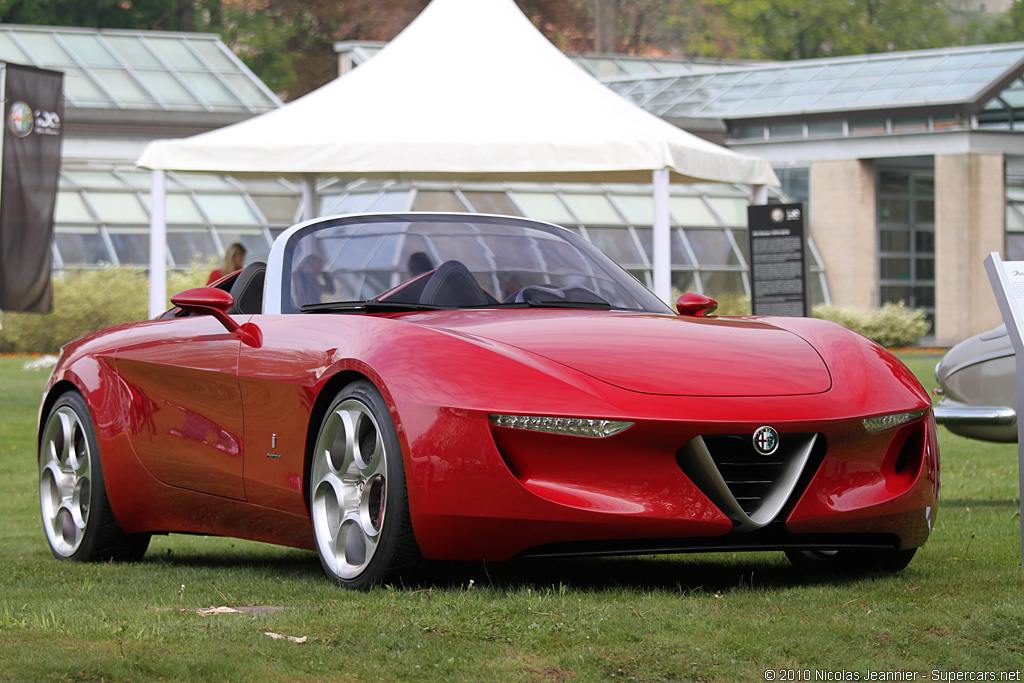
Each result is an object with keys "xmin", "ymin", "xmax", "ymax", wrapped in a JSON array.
[{"xmin": 676, "ymin": 433, "xmax": 819, "ymax": 532}]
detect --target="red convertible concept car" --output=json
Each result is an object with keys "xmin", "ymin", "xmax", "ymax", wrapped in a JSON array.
[{"xmin": 39, "ymin": 213, "xmax": 939, "ymax": 588}]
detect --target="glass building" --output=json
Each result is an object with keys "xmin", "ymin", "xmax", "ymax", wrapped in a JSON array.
[
  {"xmin": 0, "ymin": 25, "xmax": 280, "ymax": 116},
  {"xmin": 20, "ymin": 25, "xmax": 1024, "ymax": 343},
  {"xmin": 0, "ymin": 24, "xmax": 828, "ymax": 310},
  {"xmin": 607, "ymin": 43, "xmax": 1024, "ymax": 344},
  {"xmin": 53, "ymin": 164, "xmax": 822, "ymax": 303}
]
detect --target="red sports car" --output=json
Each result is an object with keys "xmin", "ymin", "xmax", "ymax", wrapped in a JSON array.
[{"xmin": 38, "ymin": 213, "xmax": 939, "ymax": 588}]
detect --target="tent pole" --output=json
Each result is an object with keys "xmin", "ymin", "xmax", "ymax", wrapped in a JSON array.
[
  {"xmin": 752, "ymin": 184, "xmax": 768, "ymax": 205},
  {"xmin": 301, "ymin": 174, "xmax": 318, "ymax": 221},
  {"xmin": 148, "ymin": 169, "xmax": 167, "ymax": 319},
  {"xmin": 652, "ymin": 168, "xmax": 671, "ymax": 304}
]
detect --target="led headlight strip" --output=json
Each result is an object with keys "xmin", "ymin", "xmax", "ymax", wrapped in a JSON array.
[
  {"xmin": 488, "ymin": 414, "xmax": 634, "ymax": 438},
  {"xmin": 862, "ymin": 409, "xmax": 927, "ymax": 434}
]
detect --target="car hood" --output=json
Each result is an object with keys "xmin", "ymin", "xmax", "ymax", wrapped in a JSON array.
[{"xmin": 410, "ymin": 310, "xmax": 833, "ymax": 397}]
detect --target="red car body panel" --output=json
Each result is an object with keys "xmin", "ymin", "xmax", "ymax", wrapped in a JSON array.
[
  {"xmin": 114, "ymin": 317, "xmax": 245, "ymax": 500},
  {"xmin": 427, "ymin": 311, "xmax": 834, "ymax": 396},
  {"xmin": 41, "ymin": 306, "xmax": 938, "ymax": 561}
]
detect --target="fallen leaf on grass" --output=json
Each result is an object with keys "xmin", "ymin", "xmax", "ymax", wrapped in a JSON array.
[
  {"xmin": 155, "ymin": 605, "xmax": 284, "ymax": 615},
  {"xmin": 198, "ymin": 606, "xmax": 241, "ymax": 615}
]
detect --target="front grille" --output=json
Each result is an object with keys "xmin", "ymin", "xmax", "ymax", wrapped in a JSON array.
[
  {"xmin": 676, "ymin": 432, "xmax": 822, "ymax": 532},
  {"xmin": 702, "ymin": 434, "xmax": 799, "ymax": 517}
]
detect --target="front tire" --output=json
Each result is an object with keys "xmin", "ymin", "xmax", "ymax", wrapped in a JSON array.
[
  {"xmin": 309, "ymin": 381, "xmax": 419, "ymax": 589},
  {"xmin": 39, "ymin": 391, "xmax": 150, "ymax": 562},
  {"xmin": 785, "ymin": 547, "xmax": 917, "ymax": 573}
]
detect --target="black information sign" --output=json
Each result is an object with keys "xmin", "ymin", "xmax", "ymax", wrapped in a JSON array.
[{"xmin": 747, "ymin": 203, "xmax": 808, "ymax": 317}]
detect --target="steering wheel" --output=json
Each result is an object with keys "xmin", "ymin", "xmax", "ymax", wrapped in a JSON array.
[{"xmin": 504, "ymin": 284, "xmax": 609, "ymax": 306}]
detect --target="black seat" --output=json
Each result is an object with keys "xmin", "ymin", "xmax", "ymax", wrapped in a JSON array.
[
  {"xmin": 227, "ymin": 261, "xmax": 266, "ymax": 315},
  {"xmin": 419, "ymin": 260, "xmax": 494, "ymax": 307}
]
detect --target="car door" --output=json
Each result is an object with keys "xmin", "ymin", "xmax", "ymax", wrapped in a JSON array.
[
  {"xmin": 235, "ymin": 315, "xmax": 332, "ymax": 516},
  {"xmin": 113, "ymin": 315, "xmax": 246, "ymax": 501}
]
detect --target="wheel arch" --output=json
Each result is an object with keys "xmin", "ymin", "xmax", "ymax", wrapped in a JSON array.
[
  {"xmin": 38, "ymin": 379, "xmax": 84, "ymax": 451},
  {"xmin": 302, "ymin": 369, "xmax": 391, "ymax": 512}
]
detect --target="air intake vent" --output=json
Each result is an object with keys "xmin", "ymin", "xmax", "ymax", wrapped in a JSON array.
[{"xmin": 676, "ymin": 432, "xmax": 820, "ymax": 532}]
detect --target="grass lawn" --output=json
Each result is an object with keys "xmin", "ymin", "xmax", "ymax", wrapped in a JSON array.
[{"xmin": 0, "ymin": 353, "xmax": 1021, "ymax": 682}]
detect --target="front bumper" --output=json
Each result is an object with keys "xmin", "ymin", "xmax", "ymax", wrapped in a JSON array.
[
  {"xmin": 933, "ymin": 404, "xmax": 1016, "ymax": 426},
  {"xmin": 933, "ymin": 399, "xmax": 1017, "ymax": 442},
  {"xmin": 405, "ymin": 406, "xmax": 940, "ymax": 561}
]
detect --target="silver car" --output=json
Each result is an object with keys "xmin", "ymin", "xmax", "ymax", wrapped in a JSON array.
[{"xmin": 933, "ymin": 324, "xmax": 1017, "ymax": 442}]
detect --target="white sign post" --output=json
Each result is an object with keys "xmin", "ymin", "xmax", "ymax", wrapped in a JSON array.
[{"xmin": 983, "ymin": 252, "xmax": 1024, "ymax": 565}]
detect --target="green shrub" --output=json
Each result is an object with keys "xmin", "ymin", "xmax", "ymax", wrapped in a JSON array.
[
  {"xmin": 812, "ymin": 300, "xmax": 931, "ymax": 348},
  {"xmin": 3, "ymin": 271, "xmax": 931, "ymax": 354},
  {"xmin": 706, "ymin": 291, "xmax": 751, "ymax": 316},
  {"xmin": 670, "ymin": 290, "xmax": 930, "ymax": 347},
  {"xmin": 168, "ymin": 262, "xmax": 216, "ymax": 299},
  {"xmin": 0, "ymin": 264, "xmax": 212, "ymax": 354},
  {"xmin": 669, "ymin": 289, "xmax": 751, "ymax": 315}
]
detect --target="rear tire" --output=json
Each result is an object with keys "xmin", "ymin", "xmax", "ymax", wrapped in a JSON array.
[
  {"xmin": 309, "ymin": 381, "xmax": 419, "ymax": 589},
  {"xmin": 785, "ymin": 547, "xmax": 916, "ymax": 573},
  {"xmin": 39, "ymin": 391, "xmax": 151, "ymax": 562}
]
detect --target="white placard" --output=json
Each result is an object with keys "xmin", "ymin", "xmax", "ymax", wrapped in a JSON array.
[{"xmin": 983, "ymin": 252, "xmax": 1024, "ymax": 565}]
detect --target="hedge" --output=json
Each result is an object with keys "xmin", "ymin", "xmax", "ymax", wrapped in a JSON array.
[
  {"xmin": 811, "ymin": 301, "xmax": 931, "ymax": 348},
  {"xmin": 0, "ymin": 265, "xmax": 210, "ymax": 354},
  {"xmin": 1, "ymin": 269, "xmax": 931, "ymax": 353},
  {"xmin": 670, "ymin": 290, "xmax": 931, "ymax": 348}
]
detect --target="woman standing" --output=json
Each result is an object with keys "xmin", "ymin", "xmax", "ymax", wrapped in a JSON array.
[{"xmin": 207, "ymin": 243, "xmax": 247, "ymax": 284}]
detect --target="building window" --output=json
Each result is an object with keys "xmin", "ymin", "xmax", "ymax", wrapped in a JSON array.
[
  {"xmin": 774, "ymin": 167, "xmax": 809, "ymax": 207},
  {"xmin": 1005, "ymin": 183, "xmax": 1024, "ymax": 260},
  {"xmin": 731, "ymin": 125, "xmax": 766, "ymax": 140},
  {"xmin": 851, "ymin": 119, "xmax": 887, "ymax": 135},
  {"xmin": 807, "ymin": 120, "xmax": 844, "ymax": 137},
  {"xmin": 877, "ymin": 168, "xmax": 935, "ymax": 334},
  {"xmin": 767, "ymin": 122, "xmax": 804, "ymax": 139}
]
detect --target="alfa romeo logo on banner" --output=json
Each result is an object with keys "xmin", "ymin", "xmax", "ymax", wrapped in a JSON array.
[{"xmin": 7, "ymin": 101, "xmax": 34, "ymax": 137}]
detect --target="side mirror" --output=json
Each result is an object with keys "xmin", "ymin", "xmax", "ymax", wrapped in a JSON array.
[
  {"xmin": 170, "ymin": 287, "xmax": 262, "ymax": 347},
  {"xmin": 676, "ymin": 292, "xmax": 718, "ymax": 317},
  {"xmin": 171, "ymin": 287, "xmax": 234, "ymax": 316}
]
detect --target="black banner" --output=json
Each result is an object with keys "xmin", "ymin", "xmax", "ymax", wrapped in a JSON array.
[
  {"xmin": 747, "ymin": 203, "xmax": 808, "ymax": 317},
  {"xmin": 0, "ymin": 63, "xmax": 63, "ymax": 313}
]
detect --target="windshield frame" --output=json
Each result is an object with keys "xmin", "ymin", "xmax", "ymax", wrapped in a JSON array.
[{"xmin": 264, "ymin": 212, "xmax": 673, "ymax": 315}]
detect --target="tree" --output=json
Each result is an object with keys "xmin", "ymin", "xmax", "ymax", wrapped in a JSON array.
[
  {"xmin": 589, "ymin": 1, "xmax": 688, "ymax": 55},
  {"xmin": 984, "ymin": 0, "xmax": 1024, "ymax": 43},
  {"xmin": 661, "ymin": 1, "xmax": 756, "ymax": 59},
  {"xmin": 215, "ymin": 0, "xmax": 596, "ymax": 100},
  {"xmin": 516, "ymin": 0, "xmax": 591, "ymax": 51},
  {"xmin": 687, "ymin": 0, "xmax": 966, "ymax": 61},
  {"xmin": 0, "ymin": 0, "xmax": 196, "ymax": 30},
  {"xmin": 212, "ymin": 0, "xmax": 431, "ymax": 100},
  {"xmin": 0, "ymin": 0, "xmax": 999, "ymax": 99}
]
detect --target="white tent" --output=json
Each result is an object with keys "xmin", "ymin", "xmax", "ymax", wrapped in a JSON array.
[{"xmin": 137, "ymin": 0, "xmax": 779, "ymax": 316}]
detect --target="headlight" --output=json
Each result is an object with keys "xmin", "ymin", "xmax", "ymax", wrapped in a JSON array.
[
  {"xmin": 488, "ymin": 414, "xmax": 633, "ymax": 438},
  {"xmin": 862, "ymin": 409, "xmax": 927, "ymax": 433}
]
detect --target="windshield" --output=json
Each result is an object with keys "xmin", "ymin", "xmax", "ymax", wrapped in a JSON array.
[{"xmin": 280, "ymin": 214, "xmax": 672, "ymax": 314}]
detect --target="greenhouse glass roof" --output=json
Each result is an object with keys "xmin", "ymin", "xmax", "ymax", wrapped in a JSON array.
[
  {"xmin": 571, "ymin": 53, "xmax": 752, "ymax": 79},
  {"xmin": 0, "ymin": 25, "xmax": 281, "ymax": 113},
  {"xmin": 336, "ymin": 39, "xmax": 747, "ymax": 80},
  {"xmin": 604, "ymin": 43, "xmax": 1024, "ymax": 121}
]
